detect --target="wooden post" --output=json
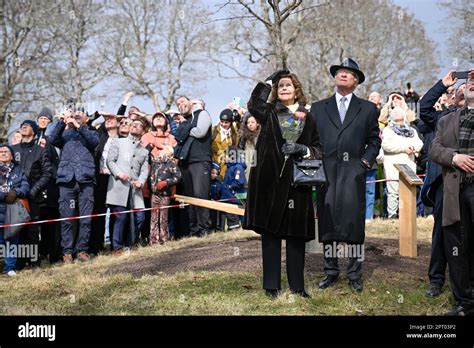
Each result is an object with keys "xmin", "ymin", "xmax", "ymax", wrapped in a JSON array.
[{"xmin": 394, "ymin": 164, "xmax": 423, "ymax": 257}]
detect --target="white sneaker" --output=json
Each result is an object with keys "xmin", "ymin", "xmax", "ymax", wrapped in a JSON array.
[{"xmin": 7, "ymin": 270, "xmax": 16, "ymax": 277}]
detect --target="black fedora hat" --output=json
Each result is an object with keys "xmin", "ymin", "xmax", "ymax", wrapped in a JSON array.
[{"xmin": 329, "ymin": 58, "xmax": 365, "ymax": 84}]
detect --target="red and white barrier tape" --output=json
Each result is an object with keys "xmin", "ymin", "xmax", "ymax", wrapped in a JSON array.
[
  {"xmin": 0, "ymin": 202, "xmax": 189, "ymax": 229},
  {"xmin": 0, "ymin": 173, "xmax": 426, "ymax": 229},
  {"xmin": 0, "ymin": 197, "xmax": 243, "ymax": 229}
]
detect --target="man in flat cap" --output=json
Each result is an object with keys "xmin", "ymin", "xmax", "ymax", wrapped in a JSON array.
[{"xmin": 310, "ymin": 58, "xmax": 381, "ymax": 292}]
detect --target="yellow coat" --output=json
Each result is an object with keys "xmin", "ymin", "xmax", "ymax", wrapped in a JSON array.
[{"xmin": 211, "ymin": 123, "xmax": 239, "ymax": 177}]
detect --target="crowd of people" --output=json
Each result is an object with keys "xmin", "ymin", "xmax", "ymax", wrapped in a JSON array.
[{"xmin": 0, "ymin": 59, "xmax": 472, "ymax": 316}]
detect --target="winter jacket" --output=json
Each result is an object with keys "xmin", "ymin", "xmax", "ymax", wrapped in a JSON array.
[
  {"xmin": 223, "ymin": 161, "xmax": 246, "ymax": 194},
  {"xmin": 381, "ymin": 126, "xmax": 424, "ymax": 180},
  {"xmin": 211, "ymin": 123, "xmax": 239, "ymax": 176},
  {"xmin": 149, "ymin": 156, "xmax": 182, "ymax": 196},
  {"xmin": 106, "ymin": 136, "xmax": 149, "ymax": 208},
  {"xmin": 0, "ymin": 163, "xmax": 30, "ymax": 224},
  {"xmin": 211, "ymin": 178, "xmax": 237, "ymax": 204},
  {"xmin": 11, "ymin": 140, "xmax": 52, "ymax": 202},
  {"xmin": 48, "ymin": 121, "xmax": 99, "ymax": 184}
]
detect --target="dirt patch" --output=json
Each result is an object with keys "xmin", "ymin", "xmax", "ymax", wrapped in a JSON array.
[{"xmin": 107, "ymin": 236, "xmax": 431, "ymax": 279}]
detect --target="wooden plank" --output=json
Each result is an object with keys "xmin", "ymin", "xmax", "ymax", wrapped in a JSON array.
[
  {"xmin": 174, "ymin": 194, "xmax": 245, "ymax": 216},
  {"xmin": 398, "ymin": 172, "xmax": 417, "ymax": 257}
]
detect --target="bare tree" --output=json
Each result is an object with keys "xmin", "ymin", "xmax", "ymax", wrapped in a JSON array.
[
  {"xmin": 42, "ymin": 0, "xmax": 112, "ymax": 108},
  {"xmin": 439, "ymin": 0, "xmax": 474, "ymax": 69},
  {"xmin": 208, "ymin": 0, "xmax": 328, "ymax": 78},
  {"xmin": 102, "ymin": 0, "xmax": 215, "ymax": 112},
  {"xmin": 290, "ymin": 0, "xmax": 439, "ymax": 100},
  {"xmin": 0, "ymin": 0, "xmax": 61, "ymax": 142},
  {"xmin": 211, "ymin": 0, "xmax": 439, "ymax": 102}
]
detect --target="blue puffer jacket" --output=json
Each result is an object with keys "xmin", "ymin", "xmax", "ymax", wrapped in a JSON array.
[
  {"xmin": 223, "ymin": 161, "xmax": 246, "ymax": 194},
  {"xmin": 48, "ymin": 121, "xmax": 99, "ymax": 184},
  {"xmin": 211, "ymin": 178, "xmax": 236, "ymax": 203},
  {"xmin": 0, "ymin": 164, "xmax": 30, "ymax": 224}
]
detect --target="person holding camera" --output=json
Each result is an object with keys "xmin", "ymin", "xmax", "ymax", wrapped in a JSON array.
[
  {"xmin": 419, "ymin": 69, "xmax": 464, "ymax": 298},
  {"xmin": 429, "ymin": 70, "xmax": 474, "ymax": 316},
  {"xmin": 244, "ymin": 69, "xmax": 322, "ymax": 298},
  {"xmin": 48, "ymin": 107, "xmax": 99, "ymax": 264}
]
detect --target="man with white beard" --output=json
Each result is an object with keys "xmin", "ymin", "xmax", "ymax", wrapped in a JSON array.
[{"xmin": 430, "ymin": 69, "xmax": 474, "ymax": 316}]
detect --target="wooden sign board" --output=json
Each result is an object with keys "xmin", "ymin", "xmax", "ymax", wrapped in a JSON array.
[
  {"xmin": 395, "ymin": 164, "xmax": 423, "ymax": 186},
  {"xmin": 394, "ymin": 164, "xmax": 422, "ymax": 257}
]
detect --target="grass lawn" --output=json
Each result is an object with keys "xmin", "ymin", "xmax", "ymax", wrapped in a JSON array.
[{"xmin": 0, "ymin": 217, "xmax": 455, "ymax": 315}]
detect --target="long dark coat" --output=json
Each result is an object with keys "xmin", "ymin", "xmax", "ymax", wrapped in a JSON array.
[
  {"xmin": 243, "ymin": 82, "xmax": 323, "ymax": 241},
  {"xmin": 429, "ymin": 108, "xmax": 463, "ymax": 227},
  {"xmin": 310, "ymin": 94, "xmax": 380, "ymax": 244}
]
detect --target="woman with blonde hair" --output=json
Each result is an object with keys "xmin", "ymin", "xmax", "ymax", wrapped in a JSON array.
[{"xmin": 381, "ymin": 106, "xmax": 423, "ymax": 218}]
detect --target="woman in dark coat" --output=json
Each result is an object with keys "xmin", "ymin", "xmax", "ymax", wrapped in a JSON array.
[
  {"xmin": 244, "ymin": 70, "xmax": 323, "ymax": 298},
  {"xmin": 0, "ymin": 144, "xmax": 30, "ymax": 276}
]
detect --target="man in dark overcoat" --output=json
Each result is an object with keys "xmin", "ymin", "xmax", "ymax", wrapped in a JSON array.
[
  {"xmin": 429, "ymin": 70, "xmax": 474, "ymax": 316},
  {"xmin": 310, "ymin": 58, "xmax": 381, "ymax": 292}
]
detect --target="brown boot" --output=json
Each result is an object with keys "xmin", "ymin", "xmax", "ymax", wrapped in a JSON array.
[
  {"xmin": 76, "ymin": 251, "xmax": 90, "ymax": 262},
  {"xmin": 62, "ymin": 253, "xmax": 73, "ymax": 265}
]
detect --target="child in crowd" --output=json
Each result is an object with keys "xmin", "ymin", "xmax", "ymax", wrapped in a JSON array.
[{"xmin": 149, "ymin": 145, "xmax": 181, "ymax": 245}]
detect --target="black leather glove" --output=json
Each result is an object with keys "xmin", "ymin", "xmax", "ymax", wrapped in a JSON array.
[
  {"xmin": 265, "ymin": 69, "xmax": 290, "ymax": 84},
  {"xmin": 4, "ymin": 190, "xmax": 18, "ymax": 204},
  {"xmin": 281, "ymin": 142, "xmax": 308, "ymax": 157}
]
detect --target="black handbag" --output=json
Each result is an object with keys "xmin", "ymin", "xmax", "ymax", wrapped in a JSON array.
[{"xmin": 292, "ymin": 159, "xmax": 327, "ymax": 187}]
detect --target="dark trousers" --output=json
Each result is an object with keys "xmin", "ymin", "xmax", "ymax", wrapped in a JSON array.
[
  {"xmin": 182, "ymin": 161, "xmax": 211, "ymax": 235},
  {"xmin": 90, "ymin": 174, "xmax": 109, "ymax": 254},
  {"xmin": 443, "ymin": 183, "xmax": 474, "ymax": 308},
  {"xmin": 323, "ymin": 242, "xmax": 363, "ymax": 281},
  {"xmin": 39, "ymin": 207, "xmax": 61, "ymax": 263},
  {"xmin": 171, "ymin": 181, "xmax": 190, "ymax": 239},
  {"xmin": 261, "ymin": 233, "xmax": 306, "ymax": 291},
  {"xmin": 141, "ymin": 196, "xmax": 151, "ymax": 242},
  {"xmin": 17, "ymin": 201, "xmax": 41, "ymax": 267},
  {"xmin": 428, "ymin": 182, "xmax": 447, "ymax": 286},
  {"xmin": 59, "ymin": 181, "xmax": 94, "ymax": 255},
  {"xmin": 109, "ymin": 205, "xmax": 145, "ymax": 250}
]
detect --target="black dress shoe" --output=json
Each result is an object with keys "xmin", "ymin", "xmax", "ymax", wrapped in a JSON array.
[
  {"xmin": 291, "ymin": 289, "xmax": 311, "ymax": 298},
  {"xmin": 425, "ymin": 283, "xmax": 442, "ymax": 298},
  {"xmin": 349, "ymin": 278, "xmax": 363, "ymax": 292},
  {"xmin": 265, "ymin": 289, "xmax": 279, "ymax": 299},
  {"xmin": 443, "ymin": 304, "xmax": 473, "ymax": 316},
  {"xmin": 318, "ymin": 275, "xmax": 339, "ymax": 289}
]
